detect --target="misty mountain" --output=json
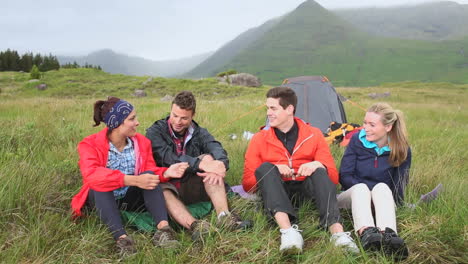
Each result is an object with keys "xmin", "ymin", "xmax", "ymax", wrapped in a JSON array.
[
  {"xmin": 334, "ymin": 1, "xmax": 468, "ymax": 41},
  {"xmin": 186, "ymin": 16, "xmax": 283, "ymax": 78},
  {"xmin": 185, "ymin": 0, "xmax": 468, "ymax": 86},
  {"xmin": 57, "ymin": 49, "xmax": 212, "ymax": 77}
]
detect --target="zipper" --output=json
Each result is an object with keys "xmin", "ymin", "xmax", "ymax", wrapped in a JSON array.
[
  {"xmin": 374, "ymin": 156, "xmax": 378, "ymax": 168},
  {"xmin": 284, "ymin": 134, "xmax": 315, "ymax": 178}
]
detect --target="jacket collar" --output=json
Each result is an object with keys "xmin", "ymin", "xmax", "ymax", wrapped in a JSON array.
[
  {"xmin": 265, "ymin": 117, "xmax": 315, "ymax": 149},
  {"xmin": 358, "ymin": 129, "xmax": 390, "ymax": 155}
]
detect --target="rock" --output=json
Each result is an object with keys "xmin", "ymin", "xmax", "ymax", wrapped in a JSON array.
[
  {"xmin": 368, "ymin": 92, "xmax": 391, "ymax": 99},
  {"xmin": 216, "ymin": 76, "xmax": 228, "ymax": 84},
  {"xmin": 227, "ymin": 73, "xmax": 262, "ymax": 87},
  {"xmin": 142, "ymin": 77, "xmax": 153, "ymax": 85},
  {"xmin": 36, "ymin": 84, "xmax": 47, "ymax": 91},
  {"xmin": 134, "ymin": 89, "xmax": 147, "ymax": 97},
  {"xmin": 161, "ymin": 94, "xmax": 174, "ymax": 102},
  {"xmin": 28, "ymin": 79, "xmax": 40, "ymax": 83}
]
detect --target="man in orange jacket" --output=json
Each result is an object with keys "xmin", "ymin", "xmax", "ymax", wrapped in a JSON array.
[{"xmin": 243, "ymin": 87, "xmax": 358, "ymax": 254}]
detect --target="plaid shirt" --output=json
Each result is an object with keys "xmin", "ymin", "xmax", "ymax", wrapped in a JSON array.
[{"xmin": 107, "ymin": 137, "xmax": 135, "ymax": 199}]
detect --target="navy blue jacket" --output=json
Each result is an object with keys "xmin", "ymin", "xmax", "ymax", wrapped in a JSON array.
[{"xmin": 339, "ymin": 133, "xmax": 411, "ymax": 205}]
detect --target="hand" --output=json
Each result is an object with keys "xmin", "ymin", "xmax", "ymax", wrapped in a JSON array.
[
  {"xmin": 199, "ymin": 157, "xmax": 226, "ymax": 177},
  {"xmin": 197, "ymin": 171, "xmax": 224, "ymax": 186},
  {"xmin": 297, "ymin": 161, "xmax": 325, "ymax": 177},
  {"xmin": 276, "ymin": 164, "xmax": 294, "ymax": 178},
  {"xmin": 164, "ymin": 162, "xmax": 189, "ymax": 179},
  {"xmin": 136, "ymin": 173, "xmax": 160, "ymax": 190}
]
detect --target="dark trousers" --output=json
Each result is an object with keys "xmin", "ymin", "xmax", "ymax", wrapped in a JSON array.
[
  {"xmin": 255, "ymin": 162, "xmax": 341, "ymax": 228},
  {"xmin": 88, "ymin": 186, "xmax": 168, "ymax": 240}
]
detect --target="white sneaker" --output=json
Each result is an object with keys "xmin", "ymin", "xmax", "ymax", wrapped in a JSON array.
[
  {"xmin": 331, "ymin": 231, "xmax": 360, "ymax": 253},
  {"xmin": 279, "ymin": 224, "xmax": 304, "ymax": 254}
]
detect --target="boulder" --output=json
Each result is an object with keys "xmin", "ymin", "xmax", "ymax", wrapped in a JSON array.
[
  {"xmin": 134, "ymin": 89, "xmax": 147, "ymax": 97},
  {"xmin": 161, "ymin": 94, "xmax": 174, "ymax": 102},
  {"xmin": 368, "ymin": 92, "xmax": 391, "ymax": 99},
  {"xmin": 227, "ymin": 73, "xmax": 261, "ymax": 87},
  {"xmin": 142, "ymin": 77, "xmax": 153, "ymax": 85},
  {"xmin": 36, "ymin": 84, "xmax": 47, "ymax": 91}
]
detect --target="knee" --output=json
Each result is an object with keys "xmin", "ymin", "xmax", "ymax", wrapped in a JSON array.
[
  {"xmin": 372, "ymin": 183, "xmax": 392, "ymax": 194},
  {"xmin": 309, "ymin": 167, "xmax": 330, "ymax": 183},
  {"xmin": 162, "ymin": 189, "xmax": 175, "ymax": 199},
  {"xmin": 255, "ymin": 162, "xmax": 277, "ymax": 181},
  {"xmin": 350, "ymin": 183, "xmax": 371, "ymax": 199}
]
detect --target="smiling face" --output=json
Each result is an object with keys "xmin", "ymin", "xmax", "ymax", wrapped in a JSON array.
[
  {"xmin": 266, "ymin": 97, "xmax": 294, "ymax": 132},
  {"xmin": 114, "ymin": 110, "xmax": 139, "ymax": 137},
  {"xmin": 169, "ymin": 103, "xmax": 193, "ymax": 134},
  {"xmin": 363, "ymin": 111, "xmax": 392, "ymax": 147}
]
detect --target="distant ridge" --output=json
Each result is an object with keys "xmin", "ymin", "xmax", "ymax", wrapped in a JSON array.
[
  {"xmin": 58, "ymin": 49, "xmax": 212, "ymax": 77},
  {"xmin": 185, "ymin": 0, "xmax": 468, "ymax": 85},
  {"xmin": 334, "ymin": 1, "xmax": 468, "ymax": 40}
]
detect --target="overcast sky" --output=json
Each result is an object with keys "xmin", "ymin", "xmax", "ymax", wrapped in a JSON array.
[{"xmin": 2, "ymin": 0, "xmax": 468, "ymax": 61}]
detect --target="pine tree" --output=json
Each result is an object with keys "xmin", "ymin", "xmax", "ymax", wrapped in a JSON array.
[{"xmin": 30, "ymin": 65, "xmax": 41, "ymax": 79}]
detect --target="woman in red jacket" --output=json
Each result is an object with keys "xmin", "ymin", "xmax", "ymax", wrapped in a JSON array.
[{"xmin": 71, "ymin": 97, "xmax": 188, "ymax": 256}]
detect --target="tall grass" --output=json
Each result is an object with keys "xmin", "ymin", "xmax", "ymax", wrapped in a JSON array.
[{"xmin": 0, "ymin": 76, "xmax": 467, "ymax": 263}]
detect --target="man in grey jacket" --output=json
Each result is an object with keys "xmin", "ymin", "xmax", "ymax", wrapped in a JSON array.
[{"xmin": 146, "ymin": 91, "xmax": 251, "ymax": 240}]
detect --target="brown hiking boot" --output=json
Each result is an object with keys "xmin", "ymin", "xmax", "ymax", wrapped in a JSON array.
[
  {"xmin": 217, "ymin": 212, "xmax": 253, "ymax": 231},
  {"xmin": 190, "ymin": 220, "xmax": 212, "ymax": 242},
  {"xmin": 152, "ymin": 226, "xmax": 180, "ymax": 248},
  {"xmin": 116, "ymin": 236, "xmax": 136, "ymax": 257}
]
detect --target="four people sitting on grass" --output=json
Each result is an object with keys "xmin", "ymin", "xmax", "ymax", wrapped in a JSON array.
[
  {"xmin": 337, "ymin": 102, "xmax": 411, "ymax": 260},
  {"xmin": 71, "ymin": 92, "xmax": 410, "ymax": 259}
]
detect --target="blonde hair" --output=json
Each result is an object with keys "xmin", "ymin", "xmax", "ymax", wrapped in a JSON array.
[{"xmin": 367, "ymin": 102, "xmax": 409, "ymax": 167}]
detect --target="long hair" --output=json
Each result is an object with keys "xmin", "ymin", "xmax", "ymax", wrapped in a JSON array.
[
  {"xmin": 367, "ymin": 103, "xmax": 409, "ymax": 167},
  {"xmin": 93, "ymin": 96, "xmax": 120, "ymax": 127}
]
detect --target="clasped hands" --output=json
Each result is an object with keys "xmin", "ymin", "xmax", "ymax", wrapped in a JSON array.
[
  {"xmin": 276, "ymin": 161, "xmax": 324, "ymax": 179},
  {"xmin": 197, "ymin": 154, "xmax": 226, "ymax": 186}
]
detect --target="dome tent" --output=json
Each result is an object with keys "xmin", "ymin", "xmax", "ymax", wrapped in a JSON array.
[{"xmin": 280, "ymin": 76, "xmax": 347, "ymax": 133}]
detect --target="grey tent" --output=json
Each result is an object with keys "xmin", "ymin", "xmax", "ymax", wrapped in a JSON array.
[{"xmin": 280, "ymin": 76, "xmax": 347, "ymax": 133}]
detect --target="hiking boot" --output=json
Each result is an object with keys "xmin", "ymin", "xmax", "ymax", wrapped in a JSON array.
[
  {"xmin": 152, "ymin": 225, "xmax": 180, "ymax": 248},
  {"xmin": 382, "ymin": 227, "xmax": 409, "ymax": 261},
  {"xmin": 217, "ymin": 211, "xmax": 253, "ymax": 231},
  {"xmin": 331, "ymin": 231, "xmax": 360, "ymax": 254},
  {"xmin": 190, "ymin": 220, "xmax": 212, "ymax": 242},
  {"xmin": 116, "ymin": 236, "xmax": 136, "ymax": 257},
  {"xmin": 360, "ymin": 227, "xmax": 382, "ymax": 251},
  {"xmin": 279, "ymin": 224, "xmax": 304, "ymax": 254}
]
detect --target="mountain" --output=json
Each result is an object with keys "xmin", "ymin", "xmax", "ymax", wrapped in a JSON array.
[
  {"xmin": 334, "ymin": 1, "xmax": 468, "ymax": 41},
  {"xmin": 186, "ymin": 16, "xmax": 283, "ymax": 78},
  {"xmin": 57, "ymin": 49, "xmax": 212, "ymax": 77},
  {"xmin": 186, "ymin": 0, "xmax": 468, "ymax": 86}
]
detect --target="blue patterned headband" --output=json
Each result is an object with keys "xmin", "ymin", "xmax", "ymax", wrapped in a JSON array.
[{"xmin": 104, "ymin": 100, "xmax": 134, "ymax": 130}]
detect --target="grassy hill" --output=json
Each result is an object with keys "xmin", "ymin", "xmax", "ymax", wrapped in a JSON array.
[
  {"xmin": 0, "ymin": 68, "xmax": 266, "ymax": 100},
  {"xmin": 188, "ymin": 0, "xmax": 468, "ymax": 86},
  {"xmin": 0, "ymin": 70, "xmax": 467, "ymax": 263}
]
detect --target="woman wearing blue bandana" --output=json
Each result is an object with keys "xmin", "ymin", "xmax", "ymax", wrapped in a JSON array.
[
  {"xmin": 71, "ymin": 97, "xmax": 189, "ymax": 256},
  {"xmin": 337, "ymin": 103, "xmax": 411, "ymax": 260}
]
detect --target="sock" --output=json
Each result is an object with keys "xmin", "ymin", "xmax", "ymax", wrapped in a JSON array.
[{"xmin": 217, "ymin": 211, "xmax": 230, "ymax": 219}]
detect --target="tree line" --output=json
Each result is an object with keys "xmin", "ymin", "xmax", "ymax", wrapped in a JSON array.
[{"xmin": 0, "ymin": 49, "xmax": 101, "ymax": 72}]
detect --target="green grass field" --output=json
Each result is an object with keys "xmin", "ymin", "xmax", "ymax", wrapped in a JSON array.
[{"xmin": 0, "ymin": 69, "xmax": 467, "ymax": 263}]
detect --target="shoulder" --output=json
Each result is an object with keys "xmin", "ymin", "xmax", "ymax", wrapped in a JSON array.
[
  {"xmin": 248, "ymin": 129, "xmax": 270, "ymax": 146},
  {"xmin": 147, "ymin": 118, "xmax": 168, "ymax": 133},
  {"xmin": 350, "ymin": 132, "xmax": 361, "ymax": 144},
  {"xmin": 79, "ymin": 129, "xmax": 106, "ymax": 146},
  {"xmin": 193, "ymin": 121, "xmax": 213, "ymax": 137},
  {"xmin": 134, "ymin": 132, "xmax": 150, "ymax": 143}
]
